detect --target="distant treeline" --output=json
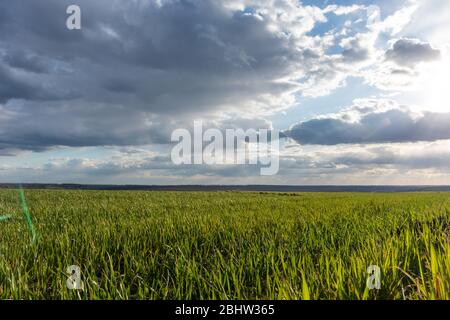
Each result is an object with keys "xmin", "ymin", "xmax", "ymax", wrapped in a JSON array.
[{"xmin": 1, "ymin": 184, "xmax": 450, "ymax": 192}]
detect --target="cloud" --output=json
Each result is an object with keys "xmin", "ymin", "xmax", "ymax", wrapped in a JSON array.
[
  {"xmin": 272, "ymin": 140, "xmax": 450, "ymax": 185},
  {"xmin": 2, "ymin": 0, "xmax": 450, "ymax": 186},
  {"xmin": 0, "ymin": 0, "xmax": 406, "ymax": 152},
  {"xmin": 385, "ymin": 38, "xmax": 441, "ymax": 67},
  {"xmin": 323, "ymin": 4, "xmax": 365, "ymax": 16},
  {"xmin": 285, "ymin": 99, "xmax": 450, "ymax": 145},
  {"xmin": 365, "ymin": 38, "xmax": 442, "ymax": 90},
  {"xmin": 400, "ymin": 0, "xmax": 450, "ymax": 45},
  {"xmin": 2, "ymin": 50, "xmax": 50, "ymax": 74},
  {"xmin": 373, "ymin": 1, "xmax": 419, "ymax": 35},
  {"xmin": 4, "ymin": 139, "xmax": 450, "ymax": 185}
]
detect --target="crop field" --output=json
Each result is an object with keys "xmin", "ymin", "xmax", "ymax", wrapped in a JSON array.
[{"xmin": 0, "ymin": 189, "xmax": 449, "ymax": 300}]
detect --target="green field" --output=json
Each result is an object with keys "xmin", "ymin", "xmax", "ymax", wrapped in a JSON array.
[{"xmin": 0, "ymin": 189, "xmax": 449, "ymax": 300}]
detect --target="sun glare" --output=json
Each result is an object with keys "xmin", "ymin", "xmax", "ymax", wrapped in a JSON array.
[{"xmin": 420, "ymin": 56, "xmax": 450, "ymax": 113}]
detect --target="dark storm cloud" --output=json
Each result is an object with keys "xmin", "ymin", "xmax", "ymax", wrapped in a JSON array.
[
  {"xmin": 285, "ymin": 106, "xmax": 450, "ymax": 145},
  {"xmin": 0, "ymin": 64, "xmax": 76, "ymax": 103},
  {"xmin": 0, "ymin": 0, "xmax": 399, "ymax": 153},
  {"xmin": 3, "ymin": 51, "xmax": 50, "ymax": 74},
  {"xmin": 0, "ymin": 65, "xmax": 37, "ymax": 102},
  {"xmin": 0, "ymin": 0, "xmax": 303, "ymax": 107},
  {"xmin": 385, "ymin": 38, "xmax": 441, "ymax": 67},
  {"xmin": 0, "ymin": 0, "xmax": 332, "ymax": 151}
]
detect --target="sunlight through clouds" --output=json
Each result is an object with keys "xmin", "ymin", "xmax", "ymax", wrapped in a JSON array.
[{"xmin": 1, "ymin": 0, "xmax": 449, "ymax": 184}]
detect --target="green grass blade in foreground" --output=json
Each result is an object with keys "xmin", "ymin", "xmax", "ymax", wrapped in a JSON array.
[{"xmin": 19, "ymin": 186, "xmax": 37, "ymax": 243}]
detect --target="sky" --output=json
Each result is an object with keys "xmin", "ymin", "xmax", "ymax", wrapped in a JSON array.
[{"xmin": 1, "ymin": 0, "xmax": 450, "ymax": 185}]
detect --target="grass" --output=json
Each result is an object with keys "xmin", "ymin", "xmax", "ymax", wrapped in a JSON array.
[{"xmin": 0, "ymin": 189, "xmax": 449, "ymax": 300}]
